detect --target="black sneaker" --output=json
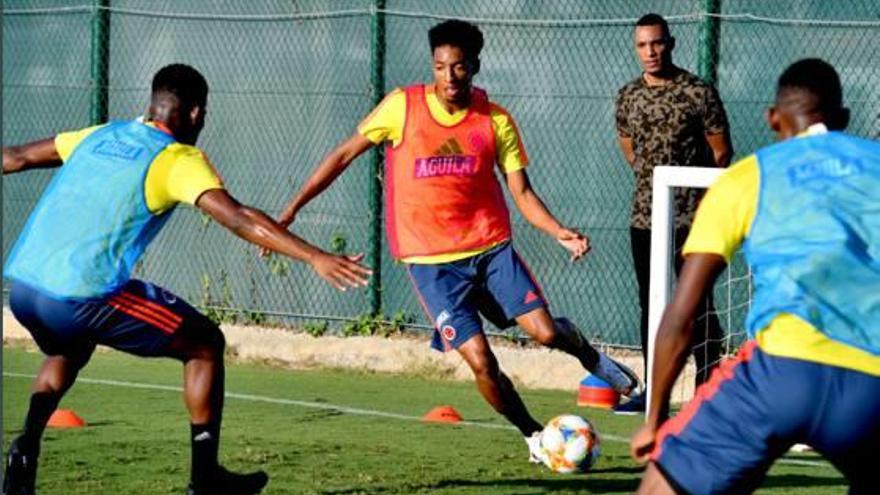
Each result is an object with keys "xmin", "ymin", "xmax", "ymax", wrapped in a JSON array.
[
  {"xmin": 186, "ymin": 466, "xmax": 268, "ymax": 495},
  {"xmin": 613, "ymin": 390, "xmax": 647, "ymax": 415},
  {"xmin": 3, "ymin": 438, "xmax": 37, "ymax": 495}
]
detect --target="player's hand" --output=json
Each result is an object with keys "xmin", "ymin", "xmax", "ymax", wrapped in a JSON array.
[
  {"xmin": 630, "ymin": 423, "xmax": 657, "ymax": 464},
  {"xmin": 556, "ymin": 227, "xmax": 590, "ymax": 262},
  {"xmin": 309, "ymin": 252, "xmax": 372, "ymax": 291}
]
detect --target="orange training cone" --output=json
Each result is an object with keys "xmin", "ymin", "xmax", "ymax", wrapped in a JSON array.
[
  {"xmin": 47, "ymin": 409, "xmax": 87, "ymax": 428},
  {"xmin": 422, "ymin": 405, "xmax": 463, "ymax": 424}
]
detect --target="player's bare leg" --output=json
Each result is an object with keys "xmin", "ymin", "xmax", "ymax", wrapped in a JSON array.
[
  {"xmin": 637, "ymin": 463, "xmax": 677, "ymax": 495},
  {"xmin": 4, "ymin": 354, "xmax": 88, "ymax": 495},
  {"xmin": 515, "ymin": 308, "xmax": 597, "ymax": 367},
  {"xmin": 515, "ymin": 308, "xmax": 641, "ymax": 396},
  {"xmin": 456, "ymin": 333, "xmax": 549, "ymax": 464},
  {"xmin": 167, "ymin": 326, "xmax": 268, "ymax": 495},
  {"xmin": 457, "ymin": 333, "xmax": 542, "ymax": 434}
]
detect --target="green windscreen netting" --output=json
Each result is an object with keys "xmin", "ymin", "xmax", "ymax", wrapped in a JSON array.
[{"xmin": 4, "ymin": 1, "xmax": 878, "ymax": 345}]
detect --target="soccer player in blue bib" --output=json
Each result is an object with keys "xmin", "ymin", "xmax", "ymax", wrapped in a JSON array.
[
  {"xmin": 630, "ymin": 59, "xmax": 880, "ymax": 494},
  {"xmin": 2, "ymin": 64, "xmax": 371, "ymax": 495}
]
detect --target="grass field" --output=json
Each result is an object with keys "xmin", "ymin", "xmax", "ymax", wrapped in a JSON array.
[{"xmin": 2, "ymin": 344, "xmax": 846, "ymax": 494}]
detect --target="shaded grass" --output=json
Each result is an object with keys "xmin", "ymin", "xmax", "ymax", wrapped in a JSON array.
[{"xmin": 2, "ymin": 345, "xmax": 844, "ymax": 494}]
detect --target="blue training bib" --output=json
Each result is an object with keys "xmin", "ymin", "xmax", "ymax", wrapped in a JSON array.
[
  {"xmin": 743, "ymin": 131, "xmax": 880, "ymax": 355},
  {"xmin": 4, "ymin": 120, "xmax": 176, "ymax": 299}
]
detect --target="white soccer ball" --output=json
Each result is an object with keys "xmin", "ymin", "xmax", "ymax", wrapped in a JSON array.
[{"xmin": 540, "ymin": 414, "xmax": 601, "ymax": 473}]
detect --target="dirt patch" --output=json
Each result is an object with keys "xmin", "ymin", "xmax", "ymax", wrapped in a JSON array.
[{"xmin": 3, "ymin": 308, "xmax": 697, "ymax": 401}]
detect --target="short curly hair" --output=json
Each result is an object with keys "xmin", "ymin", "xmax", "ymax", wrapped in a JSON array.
[
  {"xmin": 777, "ymin": 58, "xmax": 842, "ymax": 113},
  {"xmin": 151, "ymin": 64, "xmax": 208, "ymax": 107},
  {"xmin": 428, "ymin": 20, "xmax": 484, "ymax": 61}
]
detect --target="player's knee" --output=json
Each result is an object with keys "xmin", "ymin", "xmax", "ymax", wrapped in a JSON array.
[
  {"xmin": 517, "ymin": 312, "xmax": 556, "ymax": 346},
  {"xmin": 469, "ymin": 355, "xmax": 500, "ymax": 382},
  {"xmin": 637, "ymin": 462, "xmax": 677, "ymax": 495},
  {"xmin": 33, "ymin": 356, "xmax": 85, "ymax": 395},
  {"xmin": 202, "ymin": 326, "xmax": 226, "ymax": 357},
  {"xmin": 33, "ymin": 375, "xmax": 68, "ymax": 396},
  {"xmin": 531, "ymin": 325, "xmax": 555, "ymax": 346},
  {"xmin": 176, "ymin": 325, "xmax": 226, "ymax": 361}
]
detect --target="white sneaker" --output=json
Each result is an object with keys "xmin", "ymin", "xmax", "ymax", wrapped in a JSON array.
[
  {"xmin": 594, "ymin": 353, "xmax": 644, "ymax": 397},
  {"xmin": 525, "ymin": 431, "xmax": 548, "ymax": 466}
]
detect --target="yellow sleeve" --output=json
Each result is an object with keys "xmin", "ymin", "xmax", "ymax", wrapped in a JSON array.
[
  {"xmin": 489, "ymin": 103, "xmax": 529, "ymax": 174},
  {"xmin": 54, "ymin": 125, "xmax": 106, "ymax": 161},
  {"xmin": 144, "ymin": 144, "xmax": 225, "ymax": 213},
  {"xmin": 682, "ymin": 155, "xmax": 759, "ymax": 262},
  {"xmin": 357, "ymin": 88, "xmax": 405, "ymax": 145}
]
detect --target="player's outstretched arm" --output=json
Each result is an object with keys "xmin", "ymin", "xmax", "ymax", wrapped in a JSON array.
[
  {"xmin": 504, "ymin": 168, "xmax": 590, "ymax": 262},
  {"xmin": 197, "ymin": 189, "xmax": 371, "ymax": 291},
  {"xmin": 2, "ymin": 138, "xmax": 62, "ymax": 175},
  {"xmin": 275, "ymin": 133, "xmax": 375, "ymax": 228},
  {"xmin": 630, "ymin": 252, "xmax": 727, "ymax": 463}
]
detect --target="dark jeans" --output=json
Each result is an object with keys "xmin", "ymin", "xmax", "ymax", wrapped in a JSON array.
[{"xmin": 630, "ymin": 227, "xmax": 723, "ymax": 387}]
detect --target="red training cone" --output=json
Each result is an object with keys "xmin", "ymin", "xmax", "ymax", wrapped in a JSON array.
[
  {"xmin": 577, "ymin": 375, "xmax": 621, "ymax": 409},
  {"xmin": 47, "ymin": 408, "xmax": 87, "ymax": 428},
  {"xmin": 422, "ymin": 405, "xmax": 463, "ymax": 424}
]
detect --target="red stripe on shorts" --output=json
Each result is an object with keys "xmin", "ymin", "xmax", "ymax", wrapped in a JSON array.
[
  {"xmin": 651, "ymin": 340, "xmax": 759, "ymax": 461},
  {"xmin": 114, "ymin": 291, "xmax": 183, "ymax": 325},
  {"xmin": 108, "ymin": 295, "xmax": 181, "ymax": 334},
  {"xmin": 513, "ymin": 249, "xmax": 548, "ymax": 304},
  {"xmin": 108, "ymin": 300, "xmax": 176, "ymax": 334}
]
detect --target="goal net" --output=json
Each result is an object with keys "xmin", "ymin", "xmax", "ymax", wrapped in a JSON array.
[{"xmin": 646, "ymin": 166, "xmax": 751, "ymax": 412}]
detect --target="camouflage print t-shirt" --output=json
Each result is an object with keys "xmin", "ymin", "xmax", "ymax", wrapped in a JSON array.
[{"xmin": 616, "ymin": 68, "xmax": 729, "ymax": 229}]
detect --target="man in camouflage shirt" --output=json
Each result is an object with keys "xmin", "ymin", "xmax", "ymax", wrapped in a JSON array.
[{"xmin": 615, "ymin": 13, "xmax": 732, "ymax": 411}]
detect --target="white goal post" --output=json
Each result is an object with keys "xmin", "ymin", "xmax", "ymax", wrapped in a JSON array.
[{"xmin": 646, "ymin": 166, "xmax": 725, "ymax": 420}]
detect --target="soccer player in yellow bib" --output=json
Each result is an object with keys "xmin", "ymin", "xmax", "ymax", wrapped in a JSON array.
[
  {"xmin": 3, "ymin": 64, "xmax": 371, "ymax": 495},
  {"xmin": 630, "ymin": 59, "xmax": 880, "ymax": 494}
]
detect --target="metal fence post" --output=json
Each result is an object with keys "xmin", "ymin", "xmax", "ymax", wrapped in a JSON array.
[
  {"xmin": 90, "ymin": 0, "xmax": 111, "ymax": 125},
  {"xmin": 698, "ymin": 0, "xmax": 721, "ymax": 86},
  {"xmin": 368, "ymin": 0, "xmax": 386, "ymax": 316}
]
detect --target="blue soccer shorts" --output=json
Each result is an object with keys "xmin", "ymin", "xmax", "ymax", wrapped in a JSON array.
[
  {"xmin": 9, "ymin": 279, "xmax": 219, "ymax": 362},
  {"xmin": 652, "ymin": 341, "xmax": 880, "ymax": 494},
  {"xmin": 405, "ymin": 241, "xmax": 548, "ymax": 352}
]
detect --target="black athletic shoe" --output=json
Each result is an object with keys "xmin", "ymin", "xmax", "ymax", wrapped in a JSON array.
[
  {"xmin": 3, "ymin": 438, "xmax": 37, "ymax": 495},
  {"xmin": 186, "ymin": 466, "xmax": 269, "ymax": 495},
  {"xmin": 613, "ymin": 390, "xmax": 647, "ymax": 415}
]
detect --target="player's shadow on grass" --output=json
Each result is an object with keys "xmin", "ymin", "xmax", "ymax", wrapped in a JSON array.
[
  {"xmin": 6, "ymin": 420, "xmax": 117, "ymax": 434},
  {"xmin": 321, "ymin": 471, "xmax": 846, "ymax": 495},
  {"xmin": 762, "ymin": 473, "xmax": 846, "ymax": 489},
  {"xmin": 589, "ymin": 466, "xmax": 644, "ymax": 474},
  {"xmin": 78, "ymin": 420, "xmax": 115, "ymax": 427},
  {"xmin": 322, "ymin": 476, "xmax": 641, "ymax": 494},
  {"xmin": 294, "ymin": 409, "xmax": 345, "ymax": 423},
  {"xmin": 447, "ymin": 472, "xmax": 849, "ymax": 494}
]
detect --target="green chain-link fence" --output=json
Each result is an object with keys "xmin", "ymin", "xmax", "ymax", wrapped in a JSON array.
[{"xmin": 4, "ymin": 1, "xmax": 879, "ymax": 346}]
